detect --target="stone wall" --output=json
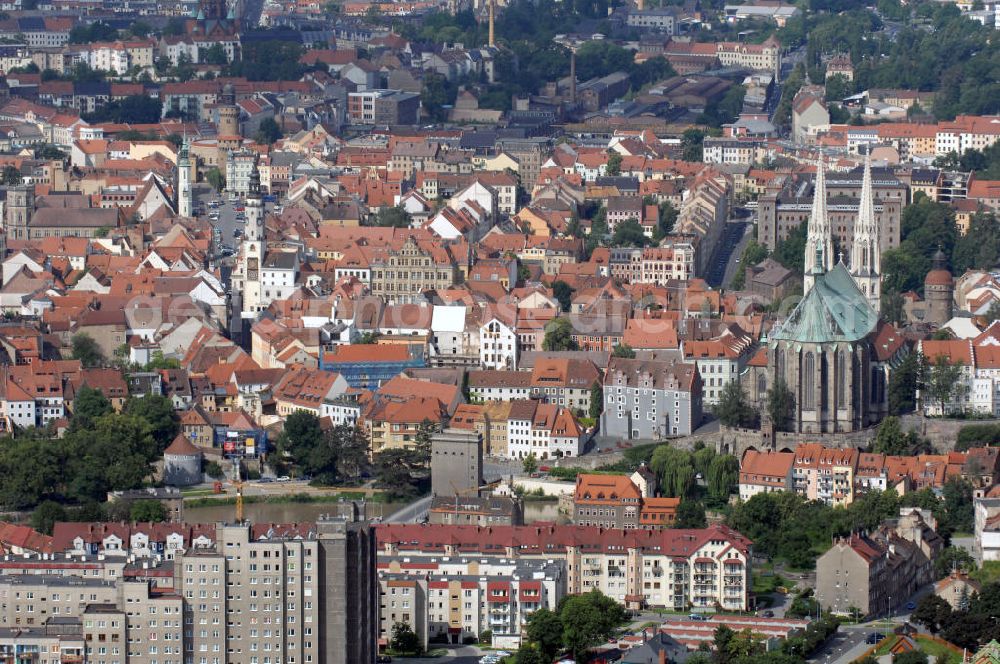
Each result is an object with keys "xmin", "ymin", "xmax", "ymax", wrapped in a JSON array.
[{"xmin": 899, "ymin": 414, "xmax": 1000, "ymax": 451}]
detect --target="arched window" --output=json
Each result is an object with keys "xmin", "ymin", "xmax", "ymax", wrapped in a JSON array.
[
  {"xmin": 757, "ymin": 374, "xmax": 767, "ymax": 401},
  {"xmin": 803, "ymin": 352, "xmax": 815, "ymax": 410}
]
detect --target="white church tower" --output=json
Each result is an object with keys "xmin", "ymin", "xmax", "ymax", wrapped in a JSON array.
[
  {"xmin": 849, "ymin": 152, "xmax": 881, "ymax": 313},
  {"xmin": 803, "ymin": 158, "xmax": 834, "ymax": 293},
  {"xmin": 238, "ymin": 159, "xmax": 265, "ymax": 319},
  {"xmin": 177, "ymin": 135, "xmax": 192, "ymax": 218}
]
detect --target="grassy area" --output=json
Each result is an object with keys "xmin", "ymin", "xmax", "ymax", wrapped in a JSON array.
[
  {"xmin": 181, "ymin": 489, "xmax": 218, "ymax": 497},
  {"xmin": 972, "ymin": 560, "xmax": 1000, "ymax": 584},
  {"xmin": 751, "ymin": 569, "xmax": 785, "ymax": 595},
  {"xmin": 872, "ymin": 635, "xmax": 963, "ymax": 664},
  {"xmin": 522, "ymin": 494, "xmax": 559, "ymax": 502},
  {"xmin": 185, "ymin": 491, "xmax": 394, "ymax": 508}
]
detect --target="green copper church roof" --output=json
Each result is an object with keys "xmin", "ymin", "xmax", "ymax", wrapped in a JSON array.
[
  {"xmin": 975, "ymin": 640, "xmax": 1000, "ymax": 664},
  {"xmin": 770, "ymin": 263, "xmax": 878, "ymax": 344}
]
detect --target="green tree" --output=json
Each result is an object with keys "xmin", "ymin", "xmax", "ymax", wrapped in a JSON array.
[
  {"xmin": 926, "ymin": 355, "xmax": 966, "ymax": 415},
  {"xmin": 420, "ymin": 72, "xmax": 454, "ymax": 122},
  {"xmin": 766, "ymin": 378, "xmax": 795, "ymax": 432},
  {"xmin": 611, "ymin": 218, "xmax": 649, "ymax": 248},
  {"xmin": 374, "ymin": 206, "xmax": 412, "ymax": 228},
  {"xmin": 605, "ymin": 152, "xmax": 622, "ymax": 176},
  {"xmin": 124, "ymin": 395, "xmax": 178, "ymax": 452},
  {"xmin": 893, "ymin": 652, "xmax": 929, "ymax": 664},
  {"xmin": 373, "ymin": 448, "xmax": 424, "ymax": 499},
  {"xmin": 254, "ymin": 118, "xmax": 282, "ymax": 145},
  {"xmin": 226, "ymin": 40, "xmax": 304, "ymax": 81},
  {"xmin": 559, "ymin": 590, "xmax": 627, "ymax": 661},
  {"xmin": 942, "ymin": 477, "xmax": 974, "ymax": 534},
  {"xmin": 910, "ymin": 593, "xmax": 951, "ymax": 634},
  {"xmin": 552, "ymin": 280, "xmax": 574, "ymax": 312},
  {"xmin": 934, "ymin": 546, "xmax": 975, "ymax": 579},
  {"xmin": 652, "ymin": 201, "xmax": 678, "ymax": 242},
  {"xmin": 825, "ymin": 73, "xmax": 853, "ymax": 102},
  {"xmin": 773, "ymin": 221, "xmax": 808, "ymax": 273},
  {"xmin": 71, "ymin": 333, "xmax": 104, "ymax": 368},
  {"xmin": 715, "ymin": 381, "xmax": 755, "ymax": 428},
  {"xmin": 30, "ymin": 500, "xmax": 67, "ymax": 535},
  {"xmin": 83, "ymin": 95, "xmax": 162, "ymax": 124},
  {"xmin": 872, "ymin": 416, "xmax": 909, "ymax": 455},
  {"xmin": 542, "ymin": 317, "xmax": 578, "ymax": 351},
  {"xmin": 523, "ymin": 453, "xmax": 538, "ymax": 474},
  {"xmin": 681, "ymin": 128, "xmax": 706, "ymax": 162},
  {"xmin": 888, "ymin": 351, "xmax": 921, "ymax": 416},
  {"xmin": 1, "ymin": 165, "xmax": 21, "ymax": 185},
  {"xmin": 202, "ymin": 43, "xmax": 228, "ymax": 65},
  {"xmin": 650, "ymin": 446, "xmax": 695, "ymax": 497},
  {"xmin": 525, "ymin": 608, "xmax": 563, "ymax": 661},
  {"xmin": 611, "ymin": 343, "xmax": 635, "ymax": 359},
  {"xmin": 130, "ymin": 499, "xmax": 167, "ymax": 523},
  {"xmin": 205, "ymin": 461, "xmax": 224, "ymax": 479},
  {"xmin": 206, "ymin": 167, "xmax": 225, "ymax": 192},
  {"xmin": 73, "ymin": 385, "xmax": 112, "ymax": 427},
  {"xmin": 707, "ymin": 454, "xmax": 739, "ymax": 503},
  {"xmin": 390, "ymin": 622, "xmax": 421, "ymax": 656},
  {"xmin": 514, "ymin": 645, "xmax": 548, "ymax": 664},
  {"xmin": 675, "ymin": 500, "xmax": 708, "ymax": 528},
  {"xmin": 36, "ymin": 146, "xmax": 66, "ymax": 160},
  {"xmin": 589, "ymin": 381, "xmax": 603, "ymax": 420},
  {"xmin": 574, "ymin": 40, "xmax": 633, "ymax": 80},
  {"xmin": 413, "ymin": 418, "xmax": 436, "ymax": 466},
  {"xmin": 278, "ymin": 411, "xmax": 324, "ymax": 468}
]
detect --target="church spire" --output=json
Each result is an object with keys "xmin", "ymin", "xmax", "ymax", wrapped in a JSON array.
[
  {"xmin": 803, "ymin": 158, "xmax": 834, "ymax": 293},
  {"xmin": 849, "ymin": 151, "xmax": 881, "ymax": 312}
]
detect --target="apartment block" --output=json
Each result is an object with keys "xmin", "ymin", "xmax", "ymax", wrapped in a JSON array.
[
  {"xmin": 740, "ymin": 444, "xmax": 1000, "ymax": 506},
  {"xmin": 377, "ymin": 557, "xmax": 566, "ymax": 649},
  {"xmin": 816, "ymin": 509, "xmax": 942, "ymax": 617},
  {"xmin": 0, "ymin": 515, "xmax": 378, "ymax": 664},
  {"xmin": 376, "ymin": 523, "xmax": 752, "ymax": 613}
]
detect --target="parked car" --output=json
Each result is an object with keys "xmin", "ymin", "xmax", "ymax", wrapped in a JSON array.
[
  {"xmin": 762, "ymin": 610, "xmax": 775, "ymax": 618},
  {"xmin": 376, "ymin": 656, "xmax": 392, "ymax": 663},
  {"xmin": 689, "ymin": 613, "xmax": 707, "ymax": 621},
  {"xmin": 866, "ymin": 633, "xmax": 886, "ymax": 645},
  {"xmin": 276, "ymin": 475, "xmax": 291, "ymax": 482}
]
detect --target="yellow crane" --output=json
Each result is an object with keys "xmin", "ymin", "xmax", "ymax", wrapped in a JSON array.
[{"xmin": 233, "ymin": 461, "xmax": 245, "ymax": 523}]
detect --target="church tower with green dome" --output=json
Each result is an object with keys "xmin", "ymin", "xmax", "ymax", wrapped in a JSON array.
[{"xmin": 742, "ymin": 161, "xmax": 890, "ymax": 434}]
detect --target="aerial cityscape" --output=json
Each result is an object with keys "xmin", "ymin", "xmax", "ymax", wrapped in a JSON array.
[{"xmin": 0, "ymin": 0, "xmax": 996, "ymax": 661}]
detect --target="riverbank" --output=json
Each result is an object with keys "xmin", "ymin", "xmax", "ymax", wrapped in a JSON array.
[{"xmin": 185, "ymin": 490, "xmax": 395, "ymax": 509}]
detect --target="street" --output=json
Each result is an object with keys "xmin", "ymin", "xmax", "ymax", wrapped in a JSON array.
[
  {"xmin": 404, "ymin": 645, "xmax": 486, "ymax": 663},
  {"xmin": 706, "ymin": 220, "xmax": 751, "ymax": 288},
  {"xmin": 384, "ymin": 495, "xmax": 432, "ymax": 523}
]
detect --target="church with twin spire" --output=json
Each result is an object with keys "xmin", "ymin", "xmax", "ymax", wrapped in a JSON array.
[{"xmin": 743, "ymin": 155, "xmax": 893, "ymax": 434}]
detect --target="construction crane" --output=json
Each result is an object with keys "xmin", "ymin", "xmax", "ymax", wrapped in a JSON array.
[{"xmin": 233, "ymin": 461, "xmax": 245, "ymax": 523}]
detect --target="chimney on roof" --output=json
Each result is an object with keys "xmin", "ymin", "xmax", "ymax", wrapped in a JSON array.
[{"xmin": 659, "ymin": 645, "xmax": 667, "ymax": 664}]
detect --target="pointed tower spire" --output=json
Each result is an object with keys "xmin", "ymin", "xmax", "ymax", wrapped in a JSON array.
[
  {"xmin": 803, "ymin": 157, "xmax": 834, "ymax": 293},
  {"xmin": 849, "ymin": 150, "xmax": 881, "ymax": 312}
]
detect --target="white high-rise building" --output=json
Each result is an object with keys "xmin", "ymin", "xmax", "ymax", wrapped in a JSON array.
[
  {"xmin": 177, "ymin": 135, "xmax": 192, "ymax": 218},
  {"xmin": 236, "ymin": 159, "xmax": 265, "ymax": 319}
]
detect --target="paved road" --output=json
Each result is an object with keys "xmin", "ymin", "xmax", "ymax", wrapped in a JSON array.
[
  {"xmin": 405, "ymin": 645, "xmax": 486, "ymax": 663},
  {"xmin": 721, "ymin": 222, "xmax": 753, "ymax": 289},
  {"xmin": 706, "ymin": 221, "xmax": 750, "ymax": 288},
  {"xmin": 384, "ymin": 495, "xmax": 432, "ymax": 523},
  {"xmin": 809, "ymin": 625, "xmax": 870, "ymax": 664}
]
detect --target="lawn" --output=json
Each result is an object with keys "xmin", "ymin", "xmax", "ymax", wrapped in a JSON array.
[{"xmin": 872, "ymin": 634, "xmax": 963, "ymax": 664}]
